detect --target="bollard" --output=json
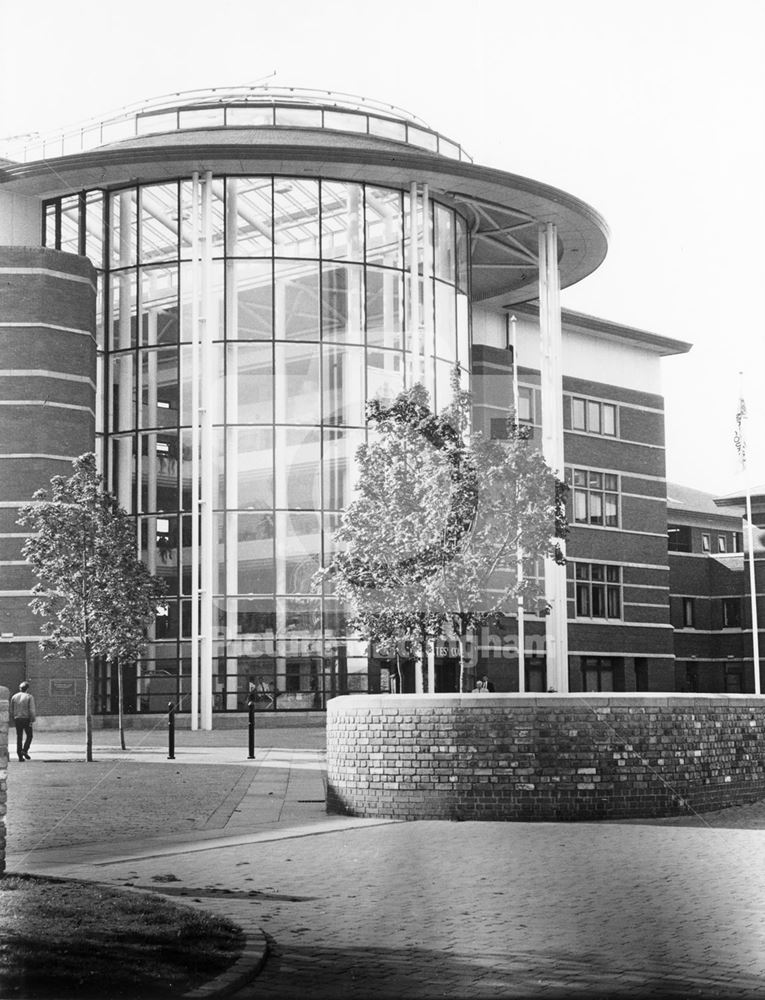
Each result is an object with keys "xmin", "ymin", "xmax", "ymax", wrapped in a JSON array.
[
  {"xmin": 167, "ymin": 701, "xmax": 175, "ymax": 760},
  {"xmin": 247, "ymin": 699, "xmax": 255, "ymax": 759}
]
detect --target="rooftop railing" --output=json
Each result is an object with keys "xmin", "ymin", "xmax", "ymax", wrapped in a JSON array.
[{"xmin": 1, "ymin": 86, "xmax": 472, "ymax": 165}]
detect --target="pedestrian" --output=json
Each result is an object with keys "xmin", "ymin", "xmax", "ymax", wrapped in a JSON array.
[
  {"xmin": 471, "ymin": 680, "xmax": 486, "ymax": 693},
  {"xmin": 10, "ymin": 681, "xmax": 36, "ymax": 762},
  {"xmin": 481, "ymin": 674, "xmax": 495, "ymax": 692}
]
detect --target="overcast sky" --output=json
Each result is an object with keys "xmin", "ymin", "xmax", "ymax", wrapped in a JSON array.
[{"xmin": 2, "ymin": 0, "xmax": 763, "ymax": 496}]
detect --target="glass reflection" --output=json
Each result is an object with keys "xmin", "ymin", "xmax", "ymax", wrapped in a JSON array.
[
  {"xmin": 275, "ymin": 427, "xmax": 321, "ymax": 509},
  {"xmin": 322, "ymin": 263, "xmax": 363, "ymax": 343}
]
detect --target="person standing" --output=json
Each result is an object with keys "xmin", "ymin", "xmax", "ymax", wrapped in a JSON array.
[{"xmin": 10, "ymin": 681, "xmax": 36, "ymax": 762}]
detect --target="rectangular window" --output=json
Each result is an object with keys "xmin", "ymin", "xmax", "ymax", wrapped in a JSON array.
[
  {"xmin": 570, "ymin": 396, "xmax": 618, "ymax": 436},
  {"xmin": 722, "ymin": 598, "xmax": 742, "ymax": 628},
  {"xmin": 717, "ymin": 536, "xmax": 727, "ymax": 553},
  {"xmin": 682, "ymin": 597, "xmax": 695, "ymax": 628},
  {"xmin": 575, "ymin": 563, "xmax": 622, "ymax": 620},
  {"xmin": 568, "ymin": 468, "xmax": 619, "ymax": 528},
  {"xmin": 701, "ymin": 533, "xmax": 710, "ymax": 553},
  {"xmin": 518, "ymin": 385, "xmax": 536, "ymax": 424},
  {"xmin": 582, "ymin": 657, "xmax": 616, "ymax": 692},
  {"xmin": 668, "ymin": 524, "xmax": 692, "ymax": 553}
]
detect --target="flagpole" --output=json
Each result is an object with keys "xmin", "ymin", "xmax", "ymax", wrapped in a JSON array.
[{"xmin": 737, "ymin": 376, "xmax": 761, "ymax": 695}]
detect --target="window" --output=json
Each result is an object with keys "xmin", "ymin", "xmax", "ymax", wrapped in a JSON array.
[
  {"xmin": 571, "ymin": 396, "xmax": 617, "ymax": 436},
  {"xmin": 518, "ymin": 385, "xmax": 536, "ymax": 424},
  {"xmin": 582, "ymin": 657, "xmax": 617, "ymax": 692},
  {"xmin": 682, "ymin": 597, "xmax": 695, "ymax": 628},
  {"xmin": 575, "ymin": 563, "xmax": 622, "ymax": 619},
  {"xmin": 717, "ymin": 536, "xmax": 727, "ymax": 553},
  {"xmin": 722, "ymin": 598, "xmax": 742, "ymax": 628},
  {"xmin": 701, "ymin": 533, "xmax": 710, "ymax": 553},
  {"xmin": 568, "ymin": 468, "xmax": 619, "ymax": 527},
  {"xmin": 668, "ymin": 524, "xmax": 692, "ymax": 553}
]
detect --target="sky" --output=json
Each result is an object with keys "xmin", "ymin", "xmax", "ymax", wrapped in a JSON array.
[{"xmin": 1, "ymin": 0, "xmax": 763, "ymax": 496}]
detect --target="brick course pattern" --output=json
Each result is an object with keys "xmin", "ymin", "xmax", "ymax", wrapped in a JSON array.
[
  {"xmin": 326, "ymin": 694, "xmax": 765, "ymax": 821},
  {"xmin": 0, "ymin": 686, "xmax": 7, "ymax": 874}
]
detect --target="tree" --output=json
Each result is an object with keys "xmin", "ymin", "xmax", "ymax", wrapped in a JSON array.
[
  {"xmin": 319, "ymin": 377, "xmax": 567, "ymax": 692},
  {"xmin": 18, "ymin": 454, "xmax": 166, "ymax": 761}
]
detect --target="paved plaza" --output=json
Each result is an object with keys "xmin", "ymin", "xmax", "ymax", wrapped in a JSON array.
[{"xmin": 5, "ymin": 726, "xmax": 765, "ymax": 998}]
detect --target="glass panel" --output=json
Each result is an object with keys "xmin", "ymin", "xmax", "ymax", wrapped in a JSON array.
[
  {"xmin": 139, "ymin": 347, "xmax": 179, "ymax": 429},
  {"xmin": 323, "ymin": 110, "xmax": 367, "ymax": 133},
  {"xmin": 576, "ymin": 583, "xmax": 590, "ymax": 617},
  {"xmin": 323, "ymin": 345, "xmax": 365, "ymax": 425},
  {"xmin": 366, "ymin": 266, "xmax": 403, "ymax": 349},
  {"xmin": 604, "ymin": 494, "xmax": 619, "ymax": 527},
  {"xmin": 572, "ymin": 398, "xmax": 586, "ymax": 430},
  {"xmin": 322, "ymin": 263, "xmax": 364, "ymax": 343},
  {"xmin": 60, "ymin": 195, "xmax": 80, "ymax": 255},
  {"xmin": 434, "ymin": 280, "xmax": 456, "ymax": 360},
  {"xmin": 587, "ymin": 401, "xmax": 601, "ymax": 434},
  {"xmin": 323, "ymin": 428, "xmax": 363, "ymax": 510},
  {"xmin": 439, "ymin": 138, "xmax": 461, "ymax": 159},
  {"xmin": 45, "ymin": 203, "xmax": 57, "ymax": 248},
  {"xmin": 180, "ymin": 182, "xmax": 194, "ymax": 259},
  {"xmin": 141, "ymin": 265, "xmax": 179, "ymax": 345},
  {"xmin": 276, "ymin": 512, "xmax": 322, "ymax": 593},
  {"xmin": 603, "ymin": 404, "xmax": 617, "ymax": 436},
  {"xmin": 235, "ymin": 512, "xmax": 275, "ymax": 594},
  {"xmin": 139, "ymin": 431, "xmax": 180, "ymax": 512},
  {"xmin": 368, "ymin": 117, "xmax": 406, "ymax": 142},
  {"xmin": 607, "ymin": 587, "xmax": 621, "ymax": 618},
  {"xmin": 136, "ymin": 111, "xmax": 178, "ymax": 135},
  {"xmin": 226, "ymin": 259, "xmax": 272, "ymax": 339},
  {"xmin": 225, "ymin": 177, "xmax": 273, "ymax": 257},
  {"xmin": 456, "ymin": 292, "xmax": 469, "ymax": 366},
  {"xmin": 85, "ymin": 192, "xmax": 104, "ymax": 267},
  {"xmin": 407, "ymin": 126, "xmax": 438, "ymax": 151},
  {"xmin": 179, "ymin": 343, "xmax": 224, "ymax": 425},
  {"xmin": 274, "ymin": 260, "xmax": 320, "ymax": 340},
  {"xmin": 274, "ymin": 343, "xmax": 320, "ymax": 424},
  {"xmin": 273, "ymin": 178, "xmax": 320, "ymax": 258},
  {"xmin": 180, "ymin": 108, "xmax": 225, "ymax": 129},
  {"xmin": 275, "ymin": 107, "xmax": 323, "ymax": 128},
  {"xmin": 275, "ymin": 426, "xmax": 321, "ymax": 508},
  {"xmin": 435, "ymin": 360, "xmax": 453, "ymax": 413},
  {"xmin": 233, "ymin": 598, "xmax": 276, "ymax": 637},
  {"xmin": 367, "ymin": 349, "xmax": 405, "ymax": 405},
  {"xmin": 227, "ymin": 342, "xmax": 273, "ymax": 423},
  {"xmin": 366, "ymin": 186, "xmax": 403, "ymax": 268},
  {"xmin": 139, "ymin": 183, "xmax": 179, "ymax": 264},
  {"xmin": 591, "ymin": 585, "xmax": 606, "ymax": 617},
  {"xmin": 588, "ymin": 472, "xmax": 602, "ymax": 488},
  {"xmin": 434, "ymin": 204, "xmax": 455, "ymax": 282},
  {"xmin": 226, "ymin": 106, "xmax": 274, "ymax": 127},
  {"xmin": 109, "ymin": 270, "xmax": 137, "ymax": 349},
  {"xmin": 228, "ymin": 426, "xmax": 273, "ymax": 510},
  {"xmin": 403, "ymin": 189, "xmax": 423, "ymax": 270},
  {"xmin": 321, "ymin": 182, "xmax": 364, "ymax": 261},
  {"xmin": 109, "ymin": 354, "xmax": 135, "ymax": 433},
  {"xmin": 110, "ymin": 433, "xmax": 137, "ymax": 513},
  {"xmin": 590, "ymin": 493, "xmax": 603, "ymax": 525},
  {"xmin": 574, "ymin": 491, "xmax": 588, "ymax": 522},
  {"xmin": 456, "ymin": 215, "xmax": 469, "ymax": 292},
  {"xmin": 573, "ymin": 469, "xmax": 586, "ymax": 486},
  {"xmin": 110, "ymin": 189, "xmax": 137, "ymax": 268}
]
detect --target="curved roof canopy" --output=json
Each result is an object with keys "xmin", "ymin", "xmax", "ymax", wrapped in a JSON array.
[{"xmin": 0, "ymin": 86, "xmax": 610, "ymax": 304}]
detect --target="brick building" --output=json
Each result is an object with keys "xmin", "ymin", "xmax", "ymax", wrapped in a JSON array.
[{"xmin": 1, "ymin": 85, "xmax": 751, "ymax": 724}]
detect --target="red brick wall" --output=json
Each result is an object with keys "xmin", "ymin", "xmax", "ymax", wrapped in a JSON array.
[{"xmin": 326, "ymin": 694, "xmax": 765, "ymax": 821}]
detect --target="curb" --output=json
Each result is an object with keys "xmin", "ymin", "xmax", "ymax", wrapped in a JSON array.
[{"xmin": 182, "ymin": 926, "xmax": 268, "ymax": 999}]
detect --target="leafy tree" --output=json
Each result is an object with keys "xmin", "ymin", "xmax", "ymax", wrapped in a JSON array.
[
  {"xmin": 18, "ymin": 454, "xmax": 166, "ymax": 761},
  {"xmin": 319, "ymin": 377, "xmax": 566, "ymax": 692}
]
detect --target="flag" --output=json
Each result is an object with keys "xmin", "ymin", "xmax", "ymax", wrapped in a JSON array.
[{"xmin": 735, "ymin": 395, "xmax": 747, "ymax": 468}]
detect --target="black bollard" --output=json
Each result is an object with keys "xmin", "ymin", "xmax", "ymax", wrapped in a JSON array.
[
  {"xmin": 247, "ymin": 699, "xmax": 255, "ymax": 759},
  {"xmin": 168, "ymin": 701, "xmax": 175, "ymax": 760}
]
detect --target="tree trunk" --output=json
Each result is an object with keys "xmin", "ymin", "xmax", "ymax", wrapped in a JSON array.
[
  {"xmin": 416, "ymin": 641, "xmax": 426, "ymax": 693},
  {"xmin": 85, "ymin": 640, "xmax": 93, "ymax": 763},
  {"xmin": 117, "ymin": 658, "xmax": 126, "ymax": 750}
]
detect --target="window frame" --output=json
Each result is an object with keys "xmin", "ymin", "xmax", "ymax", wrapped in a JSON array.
[
  {"xmin": 570, "ymin": 395, "xmax": 618, "ymax": 437},
  {"xmin": 575, "ymin": 562, "xmax": 622, "ymax": 621},
  {"xmin": 568, "ymin": 467, "xmax": 620, "ymax": 528}
]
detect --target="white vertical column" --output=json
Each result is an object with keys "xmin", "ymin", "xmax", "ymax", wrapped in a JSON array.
[
  {"xmin": 199, "ymin": 171, "xmax": 217, "ymax": 729},
  {"xmin": 408, "ymin": 182, "xmax": 420, "ymax": 386},
  {"xmin": 422, "ymin": 183, "xmax": 434, "ymax": 401},
  {"xmin": 117, "ymin": 192, "xmax": 134, "ymax": 511},
  {"xmin": 189, "ymin": 173, "xmax": 201, "ymax": 730},
  {"xmin": 538, "ymin": 223, "xmax": 569, "ymax": 693},
  {"xmin": 508, "ymin": 314, "xmax": 526, "ymax": 693}
]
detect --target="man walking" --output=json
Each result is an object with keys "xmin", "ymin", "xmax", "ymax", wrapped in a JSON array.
[{"xmin": 10, "ymin": 681, "xmax": 35, "ymax": 762}]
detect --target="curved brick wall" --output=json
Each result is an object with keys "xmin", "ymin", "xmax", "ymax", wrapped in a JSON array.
[{"xmin": 326, "ymin": 694, "xmax": 765, "ymax": 821}]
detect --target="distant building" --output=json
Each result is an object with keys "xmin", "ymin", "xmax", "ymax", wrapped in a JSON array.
[{"xmin": 8, "ymin": 85, "xmax": 751, "ymax": 727}]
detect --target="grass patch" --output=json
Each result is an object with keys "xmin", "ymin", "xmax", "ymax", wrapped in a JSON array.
[{"xmin": 0, "ymin": 873, "xmax": 245, "ymax": 998}]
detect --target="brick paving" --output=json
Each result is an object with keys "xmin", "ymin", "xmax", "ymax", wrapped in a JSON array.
[{"xmin": 6, "ymin": 729, "xmax": 765, "ymax": 998}]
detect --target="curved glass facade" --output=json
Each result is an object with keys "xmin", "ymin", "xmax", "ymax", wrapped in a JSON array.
[{"xmin": 44, "ymin": 177, "xmax": 470, "ymax": 711}]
